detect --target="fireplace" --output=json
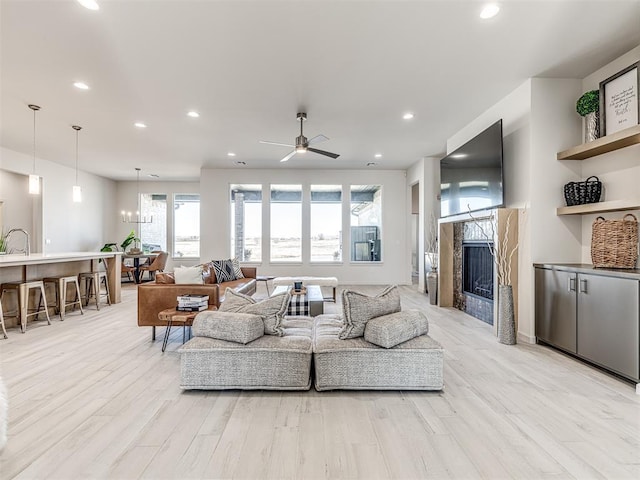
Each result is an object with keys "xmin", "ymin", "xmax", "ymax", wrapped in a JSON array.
[{"xmin": 462, "ymin": 243, "xmax": 494, "ymax": 300}]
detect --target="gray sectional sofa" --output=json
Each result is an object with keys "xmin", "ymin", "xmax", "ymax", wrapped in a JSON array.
[{"xmin": 179, "ymin": 312, "xmax": 444, "ymax": 391}]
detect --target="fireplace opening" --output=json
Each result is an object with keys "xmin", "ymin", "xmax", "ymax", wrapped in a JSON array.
[{"xmin": 462, "ymin": 243, "xmax": 494, "ymax": 301}]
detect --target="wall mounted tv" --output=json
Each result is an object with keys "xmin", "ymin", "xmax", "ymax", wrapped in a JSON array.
[{"xmin": 440, "ymin": 119, "xmax": 504, "ymax": 218}]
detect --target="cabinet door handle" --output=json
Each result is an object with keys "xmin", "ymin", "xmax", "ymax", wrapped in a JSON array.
[
  {"xmin": 568, "ymin": 277, "xmax": 576, "ymax": 292},
  {"xmin": 579, "ymin": 278, "xmax": 587, "ymax": 294}
]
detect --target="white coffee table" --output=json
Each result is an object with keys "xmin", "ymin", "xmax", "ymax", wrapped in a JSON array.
[{"xmin": 271, "ymin": 285, "xmax": 324, "ymax": 317}]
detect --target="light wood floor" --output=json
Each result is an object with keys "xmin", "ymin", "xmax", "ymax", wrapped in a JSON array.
[{"xmin": 1, "ymin": 283, "xmax": 638, "ymax": 479}]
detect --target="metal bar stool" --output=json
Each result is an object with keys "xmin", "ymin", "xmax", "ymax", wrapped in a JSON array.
[
  {"xmin": 78, "ymin": 271, "xmax": 111, "ymax": 310},
  {"xmin": 0, "ymin": 281, "xmax": 52, "ymax": 333},
  {"xmin": 42, "ymin": 276, "xmax": 84, "ymax": 320},
  {"xmin": 0, "ymin": 300, "xmax": 8, "ymax": 339}
]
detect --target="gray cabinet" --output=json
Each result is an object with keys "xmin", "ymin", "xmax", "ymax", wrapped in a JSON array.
[
  {"xmin": 535, "ymin": 265, "xmax": 640, "ymax": 382},
  {"xmin": 535, "ymin": 268, "xmax": 577, "ymax": 353}
]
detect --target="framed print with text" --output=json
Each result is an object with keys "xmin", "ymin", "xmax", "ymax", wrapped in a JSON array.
[{"xmin": 599, "ymin": 62, "xmax": 639, "ymax": 136}]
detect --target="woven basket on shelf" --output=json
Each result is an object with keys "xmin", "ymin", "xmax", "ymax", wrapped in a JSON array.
[
  {"xmin": 591, "ymin": 214, "xmax": 638, "ymax": 269},
  {"xmin": 563, "ymin": 175, "xmax": 602, "ymax": 206}
]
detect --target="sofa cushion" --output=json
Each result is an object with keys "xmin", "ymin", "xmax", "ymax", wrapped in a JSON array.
[
  {"xmin": 339, "ymin": 285, "xmax": 401, "ymax": 339},
  {"xmin": 212, "ymin": 259, "xmax": 237, "ymax": 283},
  {"xmin": 364, "ymin": 310, "xmax": 429, "ymax": 348},
  {"xmin": 174, "ymin": 265, "xmax": 204, "ymax": 284},
  {"xmin": 219, "ymin": 288, "xmax": 290, "ymax": 336},
  {"xmin": 231, "ymin": 258, "xmax": 244, "ymax": 279},
  {"xmin": 201, "ymin": 261, "xmax": 216, "ymax": 284},
  {"xmin": 192, "ymin": 310, "xmax": 264, "ymax": 344}
]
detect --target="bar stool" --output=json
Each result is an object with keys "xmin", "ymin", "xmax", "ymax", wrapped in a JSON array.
[
  {"xmin": 78, "ymin": 271, "xmax": 111, "ymax": 310},
  {"xmin": 0, "ymin": 300, "xmax": 8, "ymax": 339},
  {"xmin": 0, "ymin": 281, "xmax": 52, "ymax": 333},
  {"xmin": 42, "ymin": 276, "xmax": 84, "ymax": 320}
]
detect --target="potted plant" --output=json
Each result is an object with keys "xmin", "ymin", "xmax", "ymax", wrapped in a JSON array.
[
  {"xmin": 576, "ymin": 90, "xmax": 600, "ymax": 142},
  {"xmin": 120, "ymin": 230, "xmax": 141, "ymax": 254},
  {"xmin": 0, "ymin": 229, "xmax": 8, "ymax": 255}
]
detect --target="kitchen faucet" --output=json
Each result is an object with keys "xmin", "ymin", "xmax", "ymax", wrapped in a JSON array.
[{"xmin": 7, "ymin": 228, "xmax": 31, "ymax": 256}]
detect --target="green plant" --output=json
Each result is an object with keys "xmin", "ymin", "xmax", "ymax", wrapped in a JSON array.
[
  {"xmin": 101, "ymin": 243, "xmax": 117, "ymax": 252},
  {"xmin": 576, "ymin": 90, "xmax": 599, "ymax": 116},
  {"xmin": 0, "ymin": 229, "xmax": 8, "ymax": 253},
  {"xmin": 120, "ymin": 230, "xmax": 140, "ymax": 251}
]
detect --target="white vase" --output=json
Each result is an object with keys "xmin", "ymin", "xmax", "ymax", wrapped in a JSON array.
[
  {"xmin": 584, "ymin": 111, "xmax": 600, "ymax": 143},
  {"xmin": 498, "ymin": 284, "xmax": 516, "ymax": 345}
]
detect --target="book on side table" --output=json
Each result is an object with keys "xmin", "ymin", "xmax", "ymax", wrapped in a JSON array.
[{"xmin": 177, "ymin": 294, "xmax": 209, "ymax": 312}]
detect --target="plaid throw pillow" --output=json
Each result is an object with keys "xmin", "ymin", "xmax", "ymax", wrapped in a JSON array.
[{"xmin": 212, "ymin": 259, "xmax": 236, "ymax": 282}]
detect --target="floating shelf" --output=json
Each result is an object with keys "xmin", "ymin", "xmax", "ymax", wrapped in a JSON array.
[
  {"xmin": 557, "ymin": 199, "xmax": 640, "ymax": 216},
  {"xmin": 557, "ymin": 124, "xmax": 640, "ymax": 160}
]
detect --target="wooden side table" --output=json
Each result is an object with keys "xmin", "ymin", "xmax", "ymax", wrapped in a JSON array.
[{"xmin": 158, "ymin": 306, "xmax": 216, "ymax": 352}]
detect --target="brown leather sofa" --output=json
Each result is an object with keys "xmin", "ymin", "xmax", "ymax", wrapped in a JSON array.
[{"xmin": 137, "ymin": 264, "xmax": 256, "ymax": 339}]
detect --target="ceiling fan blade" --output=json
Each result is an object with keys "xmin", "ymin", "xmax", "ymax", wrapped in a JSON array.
[
  {"xmin": 280, "ymin": 151, "xmax": 297, "ymax": 163},
  {"xmin": 308, "ymin": 134, "xmax": 329, "ymax": 145},
  {"xmin": 259, "ymin": 140, "xmax": 295, "ymax": 148},
  {"xmin": 307, "ymin": 147, "xmax": 340, "ymax": 159}
]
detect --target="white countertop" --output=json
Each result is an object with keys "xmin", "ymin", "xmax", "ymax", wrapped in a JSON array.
[{"xmin": 0, "ymin": 251, "xmax": 122, "ymax": 267}]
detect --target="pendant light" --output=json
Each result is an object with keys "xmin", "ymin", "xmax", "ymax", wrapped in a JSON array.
[
  {"xmin": 28, "ymin": 104, "xmax": 41, "ymax": 195},
  {"xmin": 72, "ymin": 125, "xmax": 82, "ymax": 203},
  {"xmin": 121, "ymin": 167, "xmax": 152, "ymax": 223}
]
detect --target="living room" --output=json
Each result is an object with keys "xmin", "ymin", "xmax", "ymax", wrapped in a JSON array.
[{"xmin": 1, "ymin": 1, "xmax": 640, "ymax": 478}]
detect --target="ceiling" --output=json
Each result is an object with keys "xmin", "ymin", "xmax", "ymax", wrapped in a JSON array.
[{"xmin": 1, "ymin": 1, "xmax": 639, "ymax": 181}]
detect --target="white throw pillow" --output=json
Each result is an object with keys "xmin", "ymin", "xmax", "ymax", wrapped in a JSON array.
[{"xmin": 174, "ymin": 265, "xmax": 204, "ymax": 284}]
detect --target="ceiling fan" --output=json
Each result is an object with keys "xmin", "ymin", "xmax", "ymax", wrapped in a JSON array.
[{"xmin": 259, "ymin": 112, "xmax": 340, "ymax": 163}]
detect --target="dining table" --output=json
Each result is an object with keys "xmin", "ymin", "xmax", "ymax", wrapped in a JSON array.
[{"xmin": 122, "ymin": 252, "xmax": 158, "ymax": 284}]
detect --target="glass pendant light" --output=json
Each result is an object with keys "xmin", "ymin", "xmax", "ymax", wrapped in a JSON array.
[
  {"xmin": 28, "ymin": 104, "xmax": 41, "ymax": 195},
  {"xmin": 72, "ymin": 125, "xmax": 82, "ymax": 202}
]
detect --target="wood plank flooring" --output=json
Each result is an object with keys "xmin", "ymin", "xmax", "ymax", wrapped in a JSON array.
[{"xmin": 0, "ymin": 283, "xmax": 638, "ymax": 479}]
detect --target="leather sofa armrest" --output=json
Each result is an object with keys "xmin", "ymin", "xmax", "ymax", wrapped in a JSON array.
[
  {"xmin": 240, "ymin": 267, "xmax": 257, "ymax": 279},
  {"xmin": 137, "ymin": 283, "xmax": 220, "ymax": 327}
]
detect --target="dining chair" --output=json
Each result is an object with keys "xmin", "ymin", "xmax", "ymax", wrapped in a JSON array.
[{"xmin": 139, "ymin": 251, "xmax": 168, "ymax": 281}]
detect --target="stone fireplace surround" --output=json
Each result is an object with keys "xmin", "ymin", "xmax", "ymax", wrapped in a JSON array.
[{"xmin": 437, "ymin": 208, "xmax": 519, "ymax": 335}]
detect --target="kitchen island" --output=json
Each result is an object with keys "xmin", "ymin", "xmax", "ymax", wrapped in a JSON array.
[{"xmin": 0, "ymin": 252, "xmax": 122, "ymax": 327}]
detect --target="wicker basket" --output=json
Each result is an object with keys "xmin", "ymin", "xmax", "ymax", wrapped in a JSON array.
[
  {"xmin": 591, "ymin": 214, "xmax": 638, "ymax": 269},
  {"xmin": 564, "ymin": 176, "xmax": 602, "ymax": 206}
]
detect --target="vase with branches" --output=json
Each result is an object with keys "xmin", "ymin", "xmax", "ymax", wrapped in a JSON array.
[
  {"xmin": 425, "ymin": 213, "xmax": 439, "ymax": 304},
  {"xmin": 468, "ymin": 208, "xmax": 519, "ymax": 344}
]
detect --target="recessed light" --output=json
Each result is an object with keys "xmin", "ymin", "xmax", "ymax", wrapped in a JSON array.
[
  {"xmin": 148, "ymin": 174, "xmax": 160, "ymax": 178},
  {"xmin": 235, "ymin": 161, "xmax": 247, "ymax": 166},
  {"xmin": 227, "ymin": 152, "xmax": 236, "ymax": 157},
  {"xmin": 450, "ymin": 153, "xmax": 468, "ymax": 159},
  {"xmin": 77, "ymin": 0, "xmax": 100, "ymax": 11},
  {"xmin": 374, "ymin": 153, "xmax": 382, "ymax": 159},
  {"xmin": 187, "ymin": 111, "xmax": 200, "ymax": 118},
  {"xmin": 134, "ymin": 122, "xmax": 147, "ymax": 128},
  {"xmin": 403, "ymin": 112, "xmax": 414, "ymax": 120},
  {"xmin": 480, "ymin": 3, "xmax": 500, "ymax": 19},
  {"xmin": 367, "ymin": 162, "xmax": 377, "ymax": 167},
  {"xmin": 73, "ymin": 82, "xmax": 89, "ymax": 90}
]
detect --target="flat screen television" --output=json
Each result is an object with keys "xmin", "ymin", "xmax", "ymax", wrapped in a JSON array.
[{"xmin": 440, "ymin": 119, "xmax": 504, "ymax": 218}]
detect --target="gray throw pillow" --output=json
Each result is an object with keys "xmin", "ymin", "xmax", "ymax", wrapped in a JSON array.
[
  {"xmin": 219, "ymin": 288, "xmax": 290, "ymax": 336},
  {"xmin": 339, "ymin": 285, "xmax": 401, "ymax": 339},
  {"xmin": 192, "ymin": 310, "xmax": 264, "ymax": 344},
  {"xmin": 364, "ymin": 310, "xmax": 429, "ymax": 348}
]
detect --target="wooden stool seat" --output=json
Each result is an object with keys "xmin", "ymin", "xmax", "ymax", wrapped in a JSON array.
[
  {"xmin": 43, "ymin": 276, "xmax": 84, "ymax": 320},
  {"xmin": 78, "ymin": 271, "xmax": 111, "ymax": 310},
  {"xmin": 0, "ymin": 280, "xmax": 52, "ymax": 333}
]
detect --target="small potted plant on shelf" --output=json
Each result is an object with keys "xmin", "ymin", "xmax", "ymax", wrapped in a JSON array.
[
  {"xmin": 576, "ymin": 90, "xmax": 600, "ymax": 143},
  {"xmin": 0, "ymin": 229, "xmax": 8, "ymax": 255}
]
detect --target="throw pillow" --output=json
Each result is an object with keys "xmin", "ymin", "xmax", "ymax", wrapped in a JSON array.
[
  {"xmin": 364, "ymin": 310, "xmax": 429, "ymax": 348},
  {"xmin": 339, "ymin": 285, "xmax": 401, "ymax": 339},
  {"xmin": 231, "ymin": 257, "xmax": 244, "ymax": 279},
  {"xmin": 174, "ymin": 265, "xmax": 204, "ymax": 284},
  {"xmin": 219, "ymin": 288, "xmax": 290, "ymax": 336},
  {"xmin": 192, "ymin": 310, "xmax": 264, "ymax": 344},
  {"xmin": 212, "ymin": 259, "xmax": 237, "ymax": 283}
]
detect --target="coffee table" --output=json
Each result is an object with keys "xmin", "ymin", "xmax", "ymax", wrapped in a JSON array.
[
  {"xmin": 271, "ymin": 285, "xmax": 324, "ymax": 317},
  {"xmin": 158, "ymin": 306, "xmax": 216, "ymax": 352}
]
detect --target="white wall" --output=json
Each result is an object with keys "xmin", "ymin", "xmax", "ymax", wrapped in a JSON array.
[
  {"xmin": 200, "ymin": 168, "xmax": 409, "ymax": 285},
  {"xmin": 0, "ymin": 147, "xmax": 116, "ymax": 253},
  {"xmin": 114, "ymin": 180, "xmax": 200, "ymax": 271},
  {"xmin": 579, "ymin": 45, "xmax": 640, "ymax": 262}
]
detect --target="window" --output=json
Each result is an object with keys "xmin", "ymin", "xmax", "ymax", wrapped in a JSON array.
[
  {"xmin": 230, "ymin": 184, "xmax": 262, "ymax": 262},
  {"xmin": 350, "ymin": 185, "xmax": 382, "ymax": 262},
  {"xmin": 310, "ymin": 185, "xmax": 342, "ymax": 262},
  {"xmin": 174, "ymin": 194, "xmax": 200, "ymax": 257},
  {"xmin": 140, "ymin": 193, "xmax": 167, "ymax": 252},
  {"xmin": 270, "ymin": 184, "xmax": 302, "ymax": 262}
]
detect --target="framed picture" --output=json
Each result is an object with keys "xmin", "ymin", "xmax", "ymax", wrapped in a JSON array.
[
  {"xmin": 354, "ymin": 241, "xmax": 370, "ymax": 261},
  {"xmin": 599, "ymin": 61, "xmax": 639, "ymax": 136}
]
